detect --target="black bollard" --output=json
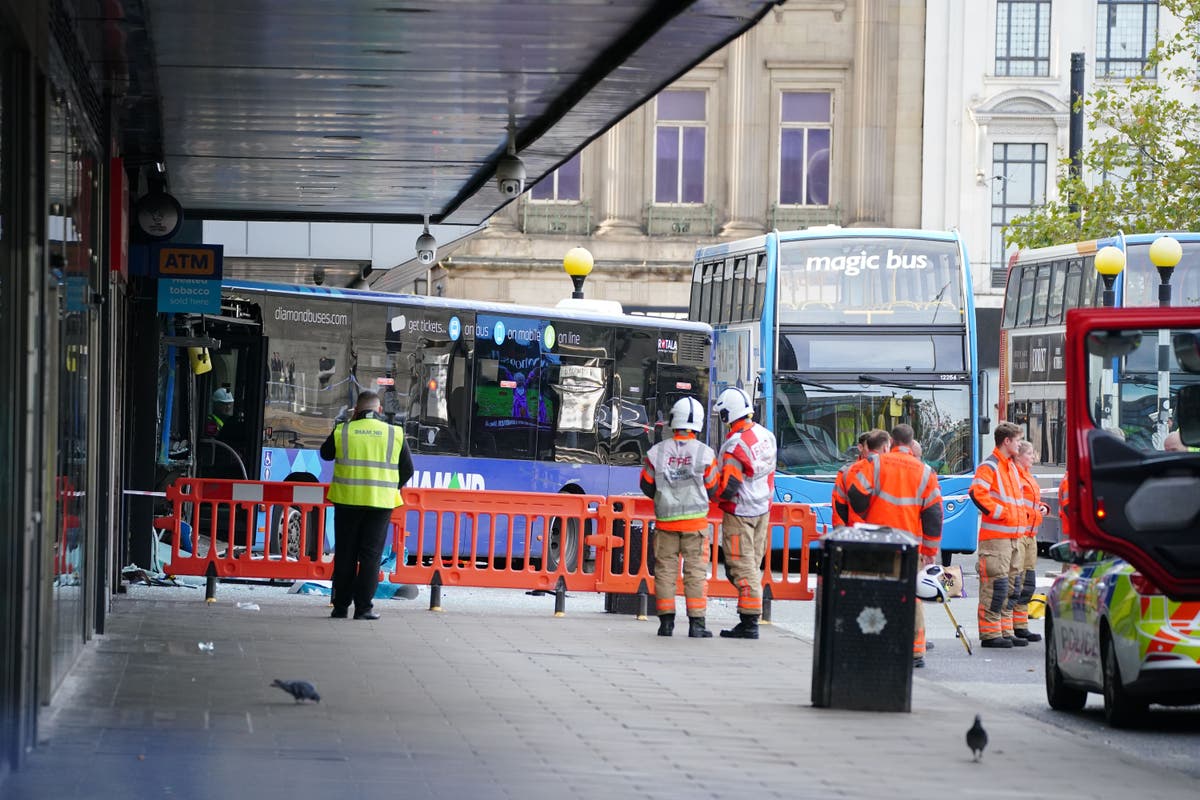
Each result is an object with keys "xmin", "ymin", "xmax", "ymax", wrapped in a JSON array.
[
  {"xmin": 554, "ymin": 577, "xmax": 567, "ymax": 617},
  {"xmin": 205, "ymin": 562, "xmax": 218, "ymax": 603},
  {"xmin": 635, "ymin": 578, "xmax": 650, "ymax": 621},
  {"xmin": 429, "ymin": 570, "xmax": 443, "ymax": 612}
]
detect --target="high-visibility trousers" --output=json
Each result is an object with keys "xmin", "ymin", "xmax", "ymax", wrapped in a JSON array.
[
  {"xmin": 914, "ymin": 600, "xmax": 926, "ymax": 659},
  {"xmin": 977, "ymin": 537, "xmax": 1019, "ymax": 641},
  {"xmin": 653, "ymin": 529, "xmax": 710, "ymax": 618},
  {"xmin": 721, "ymin": 512, "xmax": 769, "ymax": 617},
  {"xmin": 1010, "ymin": 536, "xmax": 1038, "ymax": 632}
]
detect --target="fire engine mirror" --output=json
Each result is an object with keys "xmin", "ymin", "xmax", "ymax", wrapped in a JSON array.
[
  {"xmin": 1176, "ymin": 385, "xmax": 1200, "ymax": 448},
  {"xmin": 1085, "ymin": 330, "xmax": 1142, "ymax": 359},
  {"xmin": 1172, "ymin": 331, "xmax": 1200, "ymax": 373}
]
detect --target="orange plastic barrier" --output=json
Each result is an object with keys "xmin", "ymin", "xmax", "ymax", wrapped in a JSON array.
[
  {"xmin": 154, "ymin": 478, "xmax": 819, "ymax": 611},
  {"xmin": 388, "ymin": 487, "xmax": 606, "ymax": 596},
  {"xmin": 159, "ymin": 478, "xmax": 342, "ymax": 582},
  {"xmin": 594, "ymin": 496, "xmax": 817, "ymax": 605}
]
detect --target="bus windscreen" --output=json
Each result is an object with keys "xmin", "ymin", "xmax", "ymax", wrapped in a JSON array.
[{"xmin": 776, "ymin": 237, "xmax": 963, "ymax": 325}]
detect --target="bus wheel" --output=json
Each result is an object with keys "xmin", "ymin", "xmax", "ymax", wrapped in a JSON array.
[
  {"xmin": 271, "ymin": 507, "xmax": 318, "ymax": 561},
  {"xmin": 546, "ymin": 516, "xmax": 579, "ymax": 572}
]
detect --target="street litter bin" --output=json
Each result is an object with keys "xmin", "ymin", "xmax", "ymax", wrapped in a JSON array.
[{"xmin": 811, "ymin": 525, "xmax": 920, "ymax": 712}]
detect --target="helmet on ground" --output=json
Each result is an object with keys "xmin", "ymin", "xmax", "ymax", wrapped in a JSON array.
[
  {"xmin": 915, "ymin": 564, "xmax": 949, "ymax": 602},
  {"xmin": 212, "ymin": 387, "xmax": 235, "ymax": 405},
  {"xmin": 669, "ymin": 397, "xmax": 705, "ymax": 432},
  {"xmin": 713, "ymin": 387, "xmax": 753, "ymax": 424}
]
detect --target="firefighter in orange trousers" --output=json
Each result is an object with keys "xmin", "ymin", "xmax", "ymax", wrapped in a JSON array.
[
  {"xmin": 1011, "ymin": 440, "xmax": 1045, "ymax": 642},
  {"xmin": 831, "ymin": 432, "xmax": 869, "ymax": 527},
  {"xmin": 847, "ymin": 427, "xmax": 943, "ymax": 668},
  {"xmin": 969, "ymin": 421, "xmax": 1028, "ymax": 648},
  {"xmin": 640, "ymin": 397, "xmax": 719, "ymax": 638},
  {"xmin": 712, "ymin": 387, "xmax": 777, "ymax": 640}
]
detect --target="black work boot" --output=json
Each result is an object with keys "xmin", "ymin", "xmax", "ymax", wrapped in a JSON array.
[
  {"xmin": 1014, "ymin": 628, "xmax": 1042, "ymax": 642},
  {"xmin": 980, "ymin": 636, "xmax": 1013, "ymax": 649},
  {"xmin": 657, "ymin": 614, "xmax": 675, "ymax": 637},
  {"xmin": 719, "ymin": 614, "xmax": 760, "ymax": 639},
  {"xmin": 688, "ymin": 617, "xmax": 713, "ymax": 638}
]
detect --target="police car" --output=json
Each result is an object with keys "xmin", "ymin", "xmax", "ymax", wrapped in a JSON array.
[{"xmin": 1044, "ymin": 542, "xmax": 1200, "ymax": 727}]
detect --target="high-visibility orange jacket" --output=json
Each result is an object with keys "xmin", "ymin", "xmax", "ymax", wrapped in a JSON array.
[
  {"xmin": 847, "ymin": 451, "xmax": 943, "ymax": 557},
  {"xmin": 1058, "ymin": 473, "xmax": 1070, "ymax": 540},
  {"xmin": 831, "ymin": 460, "xmax": 864, "ymax": 527},
  {"xmin": 970, "ymin": 448, "xmax": 1027, "ymax": 540},
  {"xmin": 1017, "ymin": 465, "xmax": 1042, "ymax": 538}
]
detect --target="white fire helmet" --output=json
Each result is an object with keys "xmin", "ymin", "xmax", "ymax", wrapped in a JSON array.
[
  {"xmin": 212, "ymin": 387, "xmax": 235, "ymax": 405},
  {"xmin": 713, "ymin": 387, "xmax": 753, "ymax": 424},
  {"xmin": 669, "ymin": 397, "xmax": 705, "ymax": 432},
  {"xmin": 915, "ymin": 563, "xmax": 950, "ymax": 602}
]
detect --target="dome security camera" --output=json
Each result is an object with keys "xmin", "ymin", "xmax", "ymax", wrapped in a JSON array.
[
  {"xmin": 415, "ymin": 228, "xmax": 437, "ymax": 266},
  {"xmin": 495, "ymin": 153, "xmax": 526, "ymax": 199}
]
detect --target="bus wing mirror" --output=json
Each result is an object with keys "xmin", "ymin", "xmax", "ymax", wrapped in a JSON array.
[
  {"xmin": 1172, "ymin": 331, "xmax": 1200, "ymax": 373},
  {"xmin": 1176, "ymin": 385, "xmax": 1200, "ymax": 448},
  {"xmin": 1085, "ymin": 330, "xmax": 1142, "ymax": 359}
]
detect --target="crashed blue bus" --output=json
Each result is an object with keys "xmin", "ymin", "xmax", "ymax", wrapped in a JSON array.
[
  {"xmin": 690, "ymin": 227, "xmax": 981, "ymax": 565},
  {"xmin": 156, "ymin": 280, "xmax": 711, "ymax": 567}
]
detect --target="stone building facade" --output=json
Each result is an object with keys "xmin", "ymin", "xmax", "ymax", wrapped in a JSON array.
[{"xmin": 377, "ymin": 1, "xmax": 928, "ymax": 313}]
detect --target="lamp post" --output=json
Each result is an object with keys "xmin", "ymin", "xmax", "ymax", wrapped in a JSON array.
[
  {"xmin": 1094, "ymin": 245, "xmax": 1126, "ymax": 308},
  {"xmin": 1149, "ymin": 235, "xmax": 1183, "ymax": 448},
  {"xmin": 1094, "ymin": 245, "xmax": 1126, "ymax": 431},
  {"xmin": 563, "ymin": 246, "xmax": 594, "ymax": 299}
]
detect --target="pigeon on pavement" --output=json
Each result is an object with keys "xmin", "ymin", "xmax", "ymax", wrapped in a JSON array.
[
  {"xmin": 272, "ymin": 679, "xmax": 321, "ymax": 703},
  {"xmin": 966, "ymin": 714, "xmax": 987, "ymax": 762}
]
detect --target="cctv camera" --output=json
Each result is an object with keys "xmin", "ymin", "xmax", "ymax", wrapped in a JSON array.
[
  {"xmin": 495, "ymin": 153, "xmax": 526, "ymax": 198},
  {"xmin": 415, "ymin": 230, "xmax": 437, "ymax": 266}
]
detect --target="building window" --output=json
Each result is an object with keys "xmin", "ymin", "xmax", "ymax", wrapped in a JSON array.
[
  {"xmin": 778, "ymin": 91, "xmax": 831, "ymax": 206},
  {"xmin": 1096, "ymin": 0, "xmax": 1158, "ymax": 78},
  {"xmin": 995, "ymin": 1, "xmax": 1051, "ymax": 77},
  {"xmin": 654, "ymin": 90, "xmax": 706, "ymax": 204},
  {"xmin": 991, "ymin": 143, "xmax": 1047, "ymax": 270},
  {"xmin": 529, "ymin": 153, "xmax": 581, "ymax": 201}
]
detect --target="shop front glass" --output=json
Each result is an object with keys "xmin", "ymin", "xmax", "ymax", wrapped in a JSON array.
[{"xmin": 47, "ymin": 89, "xmax": 99, "ymax": 687}]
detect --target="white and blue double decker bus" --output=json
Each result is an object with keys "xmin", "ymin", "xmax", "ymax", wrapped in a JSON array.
[
  {"xmin": 156, "ymin": 281, "xmax": 711, "ymax": 567},
  {"xmin": 1001, "ymin": 231, "xmax": 1200, "ymax": 547},
  {"xmin": 690, "ymin": 228, "xmax": 980, "ymax": 564}
]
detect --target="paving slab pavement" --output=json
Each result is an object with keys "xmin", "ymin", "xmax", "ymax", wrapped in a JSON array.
[{"xmin": 4, "ymin": 584, "xmax": 1195, "ymax": 800}]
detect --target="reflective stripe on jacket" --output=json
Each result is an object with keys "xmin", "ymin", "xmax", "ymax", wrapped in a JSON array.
[
  {"xmin": 849, "ymin": 451, "xmax": 942, "ymax": 555},
  {"xmin": 327, "ymin": 417, "xmax": 404, "ymax": 508},
  {"xmin": 831, "ymin": 462, "xmax": 861, "ymax": 527},
  {"xmin": 718, "ymin": 419, "xmax": 777, "ymax": 517},
  {"xmin": 642, "ymin": 434, "xmax": 717, "ymax": 530},
  {"xmin": 970, "ymin": 448, "xmax": 1025, "ymax": 540}
]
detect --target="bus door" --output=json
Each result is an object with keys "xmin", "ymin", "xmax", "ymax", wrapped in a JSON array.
[
  {"xmin": 196, "ymin": 314, "xmax": 266, "ymax": 482},
  {"xmin": 548, "ymin": 353, "xmax": 611, "ymax": 465},
  {"xmin": 608, "ymin": 329, "xmax": 658, "ymax": 465}
]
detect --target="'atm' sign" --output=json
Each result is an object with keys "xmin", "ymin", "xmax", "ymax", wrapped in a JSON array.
[{"xmin": 157, "ymin": 246, "xmax": 223, "ymax": 278}]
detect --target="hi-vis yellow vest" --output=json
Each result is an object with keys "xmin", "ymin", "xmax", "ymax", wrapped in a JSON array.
[{"xmin": 327, "ymin": 417, "xmax": 404, "ymax": 508}]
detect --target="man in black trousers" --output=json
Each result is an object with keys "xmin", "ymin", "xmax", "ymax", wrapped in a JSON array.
[{"xmin": 320, "ymin": 390, "xmax": 414, "ymax": 620}]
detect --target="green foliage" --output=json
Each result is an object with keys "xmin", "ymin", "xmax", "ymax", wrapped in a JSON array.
[{"xmin": 1006, "ymin": 0, "xmax": 1200, "ymax": 249}]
